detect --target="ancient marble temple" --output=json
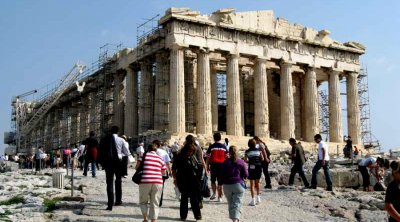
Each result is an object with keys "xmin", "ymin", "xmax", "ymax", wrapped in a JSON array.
[
  {"xmin": 19, "ymin": 8, "xmax": 366, "ymax": 153},
  {"xmin": 120, "ymin": 8, "xmax": 364, "ymax": 144}
]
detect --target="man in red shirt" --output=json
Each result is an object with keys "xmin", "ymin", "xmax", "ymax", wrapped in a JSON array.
[{"xmin": 206, "ymin": 132, "xmax": 228, "ymax": 202}]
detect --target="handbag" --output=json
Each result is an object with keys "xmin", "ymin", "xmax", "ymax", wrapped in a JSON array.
[
  {"xmin": 201, "ymin": 175, "xmax": 211, "ymax": 198},
  {"xmin": 128, "ymin": 155, "xmax": 135, "ymax": 163},
  {"xmin": 132, "ymin": 152, "xmax": 147, "ymax": 184}
]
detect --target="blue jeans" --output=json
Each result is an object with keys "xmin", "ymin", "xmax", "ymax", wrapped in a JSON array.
[
  {"xmin": 84, "ymin": 161, "xmax": 96, "ymax": 176},
  {"xmin": 223, "ymin": 183, "xmax": 245, "ymax": 220},
  {"xmin": 311, "ymin": 160, "xmax": 333, "ymax": 187}
]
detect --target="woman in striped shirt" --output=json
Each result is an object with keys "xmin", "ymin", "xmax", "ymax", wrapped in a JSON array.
[{"xmin": 136, "ymin": 144, "xmax": 166, "ymax": 222}]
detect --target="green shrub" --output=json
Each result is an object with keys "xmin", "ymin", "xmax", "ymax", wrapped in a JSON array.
[
  {"xmin": 43, "ymin": 197, "xmax": 62, "ymax": 212},
  {"xmin": 0, "ymin": 196, "xmax": 24, "ymax": 206}
]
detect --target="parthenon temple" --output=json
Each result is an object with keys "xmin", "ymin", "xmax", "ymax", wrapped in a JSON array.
[{"xmin": 10, "ymin": 8, "xmax": 367, "ymax": 154}]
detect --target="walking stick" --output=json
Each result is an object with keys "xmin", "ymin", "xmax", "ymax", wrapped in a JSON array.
[{"xmin": 159, "ymin": 178, "xmax": 165, "ymax": 207}]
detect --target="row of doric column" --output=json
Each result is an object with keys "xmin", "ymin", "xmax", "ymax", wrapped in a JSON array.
[
  {"xmin": 125, "ymin": 47, "xmax": 361, "ymax": 144},
  {"xmin": 21, "ymin": 47, "xmax": 361, "ymax": 152}
]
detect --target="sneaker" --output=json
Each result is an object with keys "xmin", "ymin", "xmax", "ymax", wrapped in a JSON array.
[
  {"xmin": 217, "ymin": 197, "xmax": 223, "ymax": 202},
  {"xmin": 264, "ymin": 184, "xmax": 272, "ymax": 189},
  {"xmin": 210, "ymin": 193, "xmax": 216, "ymax": 200},
  {"xmin": 249, "ymin": 199, "xmax": 256, "ymax": 206},
  {"xmin": 326, "ymin": 186, "xmax": 333, "ymax": 191},
  {"xmin": 256, "ymin": 196, "xmax": 261, "ymax": 204}
]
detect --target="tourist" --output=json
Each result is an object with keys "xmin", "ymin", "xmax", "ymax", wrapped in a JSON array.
[
  {"xmin": 170, "ymin": 141, "xmax": 180, "ymax": 161},
  {"xmin": 385, "ymin": 160, "xmax": 400, "ymax": 222},
  {"xmin": 35, "ymin": 146, "xmax": 44, "ymax": 172},
  {"xmin": 121, "ymin": 135, "xmax": 129, "ymax": 178},
  {"xmin": 172, "ymin": 140, "xmax": 202, "ymax": 221},
  {"xmin": 49, "ymin": 149, "xmax": 56, "ymax": 169},
  {"xmin": 353, "ymin": 146, "xmax": 359, "ymax": 158},
  {"xmin": 206, "ymin": 132, "xmax": 228, "ymax": 202},
  {"xmin": 170, "ymin": 141, "xmax": 181, "ymax": 200},
  {"xmin": 343, "ymin": 136, "xmax": 352, "ymax": 158},
  {"xmin": 136, "ymin": 143, "xmax": 166, "ymax": 222},
  {"xmin": 220, "ymin": 146, "xmax": 248, "ymax": 222},
  {"xmin": 83, "ymin": 131, "xmax": 98, "ymax": 177},
  {"xmin": 63, "ymin": 147, "xmax": 71, "ymax": 168},
  {"xmin": 98, "ymin": 126, "xmax": 130, "ymax": 211},
  {"xmin": 225, "ymin": 138, "xmax": 230, "ymax": 149},
  {"xmin": 154, "ymin": 140, "xmax": 171, "ymax": 176},
  {"xmin": 310, "ymin": 134, "xmax": 333, "ymax": 191},
  {"xmin": 245, "ymin": 139, "xmax": 263, "ymax": 206},
  {"xmin": 358, "ymin": 156, "xmax": 384, "ymax": 191},
  {"xmin": 192, "ymin": 136, "xmax": 208, "ymax": 207},
  {"xmin": 78, "ymin": 143, "xmax": 86, "ymax": 170},
  {"xmin": 254, "ymin": 136, "xmax": 272, "ymax": 189},
  {"xmin": 288, "ymin": 138, "xmax": 309, "ymax": 187},
  {"xmin": 136, "ymin": 142, "xmax": 145, "ymax": 159}
]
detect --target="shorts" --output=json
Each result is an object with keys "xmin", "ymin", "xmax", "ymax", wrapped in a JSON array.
[
  {"xmin": 248, "ymin": 165, "xmax": 262, "ymax": 180},
  {"xmin": 210, "ymin": 162, "xmax": 223, "ymax": 184}
]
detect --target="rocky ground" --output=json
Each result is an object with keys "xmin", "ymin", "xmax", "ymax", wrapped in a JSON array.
[{"xmin": 0, "ymin": 164, "xmax": 390, "ymax": 222}]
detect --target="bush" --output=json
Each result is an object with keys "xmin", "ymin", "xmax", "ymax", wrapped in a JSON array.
[
  {"xmin": 43, "ymin": 197, "xmax": 62, "ymax": 212},
  {"xmin": 0, "ymin": 196, "xmax": 24, "ymax": 205}
]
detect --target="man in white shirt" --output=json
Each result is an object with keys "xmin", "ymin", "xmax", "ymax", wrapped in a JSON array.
[
  {"xmin": 310, "ymin": 134, "xmax": 333, "ymax": 191},
  {"xmin": 98, "ymin": 126, "xmax": 130, "ymax": 211},
  {"xmin": 136, "ymin": 143, "xmax": 144, "ymax": 159}
]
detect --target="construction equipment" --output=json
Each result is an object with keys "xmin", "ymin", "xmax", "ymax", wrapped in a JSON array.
[{"xmin": 21, "ymin": 63, "xmax": 85, "ymax": 136}]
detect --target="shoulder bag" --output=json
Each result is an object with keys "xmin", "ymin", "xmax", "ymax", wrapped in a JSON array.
[{"xmin": 132, "ymin": 152, "xmax": 147, "ymax": 184}]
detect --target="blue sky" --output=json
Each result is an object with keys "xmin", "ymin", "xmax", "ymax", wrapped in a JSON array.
[{"xmin": 1, "ymin": 0, "xmax": 399, "ymax": 154}]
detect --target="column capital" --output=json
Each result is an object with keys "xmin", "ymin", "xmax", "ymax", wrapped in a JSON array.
[
  {"xmin": 256, "ymin": 57, "xmax": 268, "ymax": 63},
  {"xmin": 346, "ymin": 71, "xmax": 359, "ymax": 78},
  {"xmin": 169, "ymin": 43, "xmax": 188, "ymax": 50},
  {"xmin": 329, "ymin": 68, "xmax": 342, "ymax": 75},
  {"xmin": 280, "ymin": 60, "xmax": 294, "ymax": 68},
  {"xmin": 128, "ymin": 63, "xmax": 141, "ymax": 72},
  {"xmin": 306, "ymin": 66, "xmax": 317, "ymax": 72},
  {"xmin": 228, "ymin": 53, "xmax": 240, "ymax": 59}
]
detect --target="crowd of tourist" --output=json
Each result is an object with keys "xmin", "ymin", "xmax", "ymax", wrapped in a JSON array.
[{"xmin": 2, "ymin": 125, "xmax": 400, "ymax": 222}]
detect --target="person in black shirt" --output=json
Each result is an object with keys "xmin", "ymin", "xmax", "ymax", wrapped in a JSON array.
[
  {"xmin": 385, "ymin": 160, "xmax": 400, "ymax": 222},
  {"xmin": 244, "ymin": 139, "xmax": 264, "ymax": 206},
  {"xmin": 288, "ymin": 138, "xmax": 309, "ymax": 187}
]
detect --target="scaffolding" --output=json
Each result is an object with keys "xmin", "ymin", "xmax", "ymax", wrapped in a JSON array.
[
  {"xmin": 7, "ymin": 44, "xmax": 122, "ymax": 153},
  {"xmin": 358, "ymin": 66, "xmax": 380, "ymax": 150},
  {"xmin": 318, "ymin": 66, "xmax": 380, "ymax": 149},
  {"xmin": 319, "ymin": 89, "xmax": 330, "ymax": 139},
  {"xmin": 184, "ymin": 57, "xmax": 196, "ymax": 133}
]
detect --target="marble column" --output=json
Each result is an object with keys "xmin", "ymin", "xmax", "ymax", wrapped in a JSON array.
[
  {"xmin": 346, "ymin": 72, "xmax": 361, "ymax": 144},
  {"xmin": 304, "ymin": 67, "xmax": 319, "ymax": 142},
  {"xmin": 329, "ymin": 69, "xmax": 343, "ymax": 142},
  {"xmin": 79, "ymin": 100, "xmax": 88, "ymax": 142},
  {"xmin": 254, "ymin": 58, "xmax": 270, "ymax": 138},
  {"xmin": 124, "ymin": 66, "xmax": 139, "ymax": 137},
  {"xmin": 169, "ymin": 46, "xmax": 186, "ymax": 134},
  {"xmin": 70, "ymin": 108, "xmax": 79, "ymax": 145},
  {"xmin": 45, "ymin": 112, "xmax": 54, "ymax": 149},
  {"xmin": 210, "ymin": 63, "xmax": 219, "ymax": 132},
  {"xmin": 53, "ymin": 110, "xmax": 61, "ymax": 148},
  {"xmin": 112, "ymin": 72, "xmax": 125, "ymax": 133},
  {"xmin": 139, "ymin": 61, "xmax": 153, "ymax": 133},
  {"xmin": 196, "ymin": 50, "xmax": 212, "ymax": 135},
  {"xmin": 280, "ymin": 61, "xmax": 295, "ymax": 140},
  {"xmin": 61, "ymin": 107, "xmax": 69, "ymax": 147},
  {"xmin": 226, "ymin": 54, "xmax": 243, "ymax": 136},
  {"xmin": 88, "ymin": 92, "xmax": 97, "ymax": 134}
]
